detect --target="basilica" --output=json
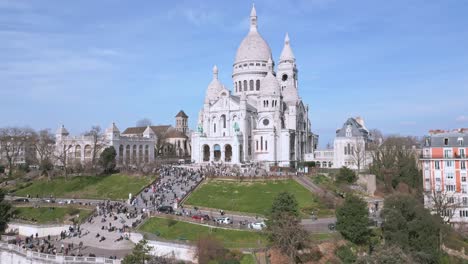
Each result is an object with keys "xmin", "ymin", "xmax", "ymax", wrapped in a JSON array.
[{"xmin": 191, "ymin": 5, "xmax": 317, "ymax": 167}]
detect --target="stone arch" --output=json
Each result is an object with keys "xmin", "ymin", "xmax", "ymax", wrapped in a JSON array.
[
  {"xmin": 243, "ymin": 80, "xmax": 247, "ymax": 91},
  {"xmin": 322, "ymin": 161, "xmax": 327, "ymax": 168},
  {"xmin": 213, "ymin": 144, "xmax": 221, "ymax": 161},
  {"xmin": 221, "ymin": 114, "xmax": 226, "ymax": 129},
  {"xmin": 328, "ymin": 161, "xmax": 333, "ymax": 168},
  {"xmin": 249, "ymin": 80, "xmax": 254, "ymax": 91},
  {"xmin": 256, "ymin": 79, "xmax": 260, "ymax": 90},
  {"xmin": 75, "ymin": 145, "xmax": 81, "ymax": 160},
  {"xmin": 203, "ymin": 145, "xmax": 210, "ymax": 162},
  {"xmin": 138, "ymin": 145, "xmax": 143, "ymax": 163},
  {"xmin": 144, "ymin": 145, "xmax": 149, "ymax": 162},
  {"xmin": 125, "ymin": 145, "xmax": 131, "ymax": 163},
  {"xmin": 119, "ymin": 145, "xmax": 124, "ymax": 164},
  {"xmin": 84, "ymin": 145, "xmax": 92, "ymax": 159},
  {"xmin": 132, "ymin": 145, "xmax": 137, "ymax": 163},
  {"xmin": 225, "ymin": 144, "xmax": 232, "ymax": 162}
]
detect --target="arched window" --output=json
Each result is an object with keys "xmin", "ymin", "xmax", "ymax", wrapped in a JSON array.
[
  {"xmin": 214, "ymin": 123, "xmax": 216, "ymax": 133},
  {"xmin": 238, "ymin": 81, "xmax": 242, "ymax": 91},
  {"xmin": 235, "ymin": 82, "xmax": 237, "ymax": 92},
  {"xmin": 249, "ymin": 80, "xmax": 254, "ymax": 91},
  {"xmin": 256, "ymin": 140, "xmax": 259, "ymax": 150},
  {"xmin": 256, "ymin": 80, "xmax": 260, "ymax": 91},
  {"xmin": 221, "ymin": 115, "xmax": 226, "ymax": 128},
  {"xmin": 243, "ymin": 80, "xmax": 247, "ymax": 91},
  {"xmin": 261, "ymin": 136, "xmax": 263, "ymax": 150},
  {"xmin": 265, "ymin": 140, "xmax": 268, "ymax": 151}
]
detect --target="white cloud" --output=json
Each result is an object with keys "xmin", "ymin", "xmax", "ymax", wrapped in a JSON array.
[{"xmin": 456, "ymin": 115, "xmax": 468, "ymax": 122}]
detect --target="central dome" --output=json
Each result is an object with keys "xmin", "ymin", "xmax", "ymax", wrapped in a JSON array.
[
  {"xmin": 234, "ymin": 5, "xmax": 272, "ymax": 64},
  {"xmin": 235, "ymin": 31, "xmax": 272, "ymax": 63}
]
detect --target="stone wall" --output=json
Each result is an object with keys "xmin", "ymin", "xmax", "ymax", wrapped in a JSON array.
[
  {"xmin": 129, "ymin": 233, "xmax": 197, "ymax": 263},
  {"xmin": 0, "ymin": 242, "xmax": 120, "ymax": 264},
  {"xmin": 7, "ymin": 222, "xmax": 71, "ymax": 238}
]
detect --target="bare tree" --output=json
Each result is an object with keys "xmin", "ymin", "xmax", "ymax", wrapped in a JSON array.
[
  {"xmin": 268, "ymin": 212, "xmax": 311, "ymax": 262},
  {"xmin": 31, "ymin": 129, "xmax": 55, "ymax": 178},
  {"xmin": 84, "ymin": 126, "xmax": 107, "ymax": 169},
  {"xmin": 136, "ymin": 118, "xmax": 152, "ymax": 127},
  {"xmin": 428, "ymin": 189, "xmax": 462, "ymax": 224},
  {"xmin": 155, "ymin": 135, "xmax": 168, "ymax": 157},
  {"xmin": 54, "ymin": 141, "xmax": 74, "ymax": 179},
  {"xmin": 0, "ymin": 127, "xmax": 34, "ymax": 176},
  {"xmin": 350, "ymin": 139, "xmax": 367, "ymax": 173}
]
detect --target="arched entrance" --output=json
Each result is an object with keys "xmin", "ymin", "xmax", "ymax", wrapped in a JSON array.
[
  {"xmin": 119, "ymin": 145, "xmax": 124, "ymax": 164},
  {"xmin": 214, "ymin": 144, "xmax": 221, "ymax": 161},
  {"xmin": 225, "ymin": 145, "xmax": 232, "ymax": 162},
  {"xmin": 203, "ymin": 145, "xmax": 210, "ymax": 162}
]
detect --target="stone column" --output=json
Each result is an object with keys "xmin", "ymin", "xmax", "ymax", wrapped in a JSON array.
[{"xmin": 221, "ymin": 149, "xmax": 225, "ymax": 162}]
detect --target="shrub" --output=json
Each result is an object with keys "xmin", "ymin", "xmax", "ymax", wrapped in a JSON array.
[
  {"xmin": 336, "ymin": 167, "xmax": 357, "ymax": 183},
  {"xmin": 336, "ymin": 245, "xmax": 356, "ymax": 264}
]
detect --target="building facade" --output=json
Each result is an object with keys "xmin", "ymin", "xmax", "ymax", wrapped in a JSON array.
[
  {"xmin": 122, "ymin": 111, "xmax": 191, "ymax": 158},
  {"xmin": 55, "ymin": 123, "xmax": 155, "ymax": 167},
  {"xmin": 421, "ymin": 128, "xmax": 468, "ymax": 223},
  {"xmin": 191, "ymin": 5, "xmax": 317, "ymax": 167},
  {"xmin": 310, "ymin": 117, "xmax": 372, "ymax": 170}
]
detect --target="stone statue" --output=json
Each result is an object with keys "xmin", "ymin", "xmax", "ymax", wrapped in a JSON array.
[
  {"xmin": 197, "ymin": 123, "xmax": 204, "ymax": 133},
  {"xmin": 233, "ymin": 122, "xmax": 240, "ymax": 133}
]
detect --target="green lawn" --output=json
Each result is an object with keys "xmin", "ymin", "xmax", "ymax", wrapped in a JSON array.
[
  {"xmin": 184, "ymin": 179, "xmax": 332, "ymax": 217},
  {"xmin": 14, "ymin": 174, "xmax": 153, "ymax": 200},
  {"xmin": 13, "ymin": 206, "xmax": 92, "ymax": 224},
  {"xmin": 139, "ymin": 217, "xmax": 267, "ymax": 249}
]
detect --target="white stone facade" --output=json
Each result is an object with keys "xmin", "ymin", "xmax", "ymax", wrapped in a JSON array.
[
  {"xmin": 191, "ymin": 5, "xmax": 317, "ymax": 167},
  {"xmin": 310, "ymin": 117, "xmax": 372, "ymax": 170},
  {"xmin": 55, "ymin": 123, "xmax": 155, "ymax": 167}
]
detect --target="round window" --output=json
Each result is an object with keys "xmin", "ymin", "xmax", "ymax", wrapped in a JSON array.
[
  {"xmin": 263, "ymin": 119, "xmax": 270, "ymax": 126},
  {"xmin": 282, "ymin": 74, "xmax": 288, "ymax": 81}
]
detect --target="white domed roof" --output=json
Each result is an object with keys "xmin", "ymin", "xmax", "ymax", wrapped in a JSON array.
[
  {"xmin": 234, "ymin": 5, "xmax": 272, "ymax": 64},
  {"xmin": 205, "ymin": 65, "xmax": 224, "ymax": 102},
  {"xmin": 235, "ymin": 31, "xmax": 272, "ymax": 63}
]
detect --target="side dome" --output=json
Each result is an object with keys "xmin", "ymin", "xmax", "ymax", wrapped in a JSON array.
[
  {"xmin": 261, "ymin": 58, "xmax": 281, "ymax": 96},
  {"xmin": 205, "ymin": 65, "xmax": 224, "ymax": 102},
  {"xmin": 261, "ymin": 73, "xmax": 281, "ymax": 96},
  {"xmin": 234, "ymin": 4, "xmax": 272, "ymax": 64}
]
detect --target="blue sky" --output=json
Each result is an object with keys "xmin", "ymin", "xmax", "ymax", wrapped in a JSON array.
[{"xmin": 1, "ymin": 0, "xmax": 467, "ymax": 146}]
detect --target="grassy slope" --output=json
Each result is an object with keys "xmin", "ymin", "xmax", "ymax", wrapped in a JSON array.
[
  {"xmin": 13, "ymin": 206, "xmax": 92, "ymax": 224},
  {"xmin": 14, "ymin": 174, "xmax": 153, "ymax": 200},
  {"xmin": 139, "ymin": 217, "xmax": 267, "ymax": 248},
  {"xmin": 185, "ymin": 179, "xmax": 331, "ymax": 217}
]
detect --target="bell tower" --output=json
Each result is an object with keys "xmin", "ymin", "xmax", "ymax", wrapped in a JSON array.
[
  {"xmin": 277, "ymin": 33, "xmax": 298, "ymax": 103},
  {"xmin": 175, "ymin": 110, "xmax": 189, "ymax": 134}
]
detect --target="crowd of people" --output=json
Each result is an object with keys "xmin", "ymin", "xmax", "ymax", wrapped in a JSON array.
[
  {"xmin": 200, "ymin": 162, "xmax": 270, "ymax": 178},
  {"xmin": 135, "ymin": 165, "xmax": 204, "ymax": 211},
  {"xmin": 4, "ymin": 163, "xmax": 274, "ymax": 260}
]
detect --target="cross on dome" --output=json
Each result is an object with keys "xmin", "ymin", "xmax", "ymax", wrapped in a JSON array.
[
  {"xmin": 250, "ymin": 3, "xmax": 257, "ymax": 32},
  {"xmin": 212, "ymin": 65, "xmax": 218, "ymax": 79}
]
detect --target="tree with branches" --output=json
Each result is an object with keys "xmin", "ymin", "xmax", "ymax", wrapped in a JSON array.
[
  {"xmin": 350, "ymin": 138, "xmax": 367, "ymax": 173},
  {"xmin": 428, "ymin": 189, "xmax": 462, "ymax": 224},
  {"xmin": 31, "ymin": 129, "xmax": 55, "ymax": 178},
  {"xmin": 84, "ymin": 126, "xmax": 107, "ymax": 169},
  {"xmin": 0, "ymin": 127, "xmax": 34, "ymax": 176},
  {"xmin": 54, "ymin": 140, "xmax": 75, "ymax": 179}
]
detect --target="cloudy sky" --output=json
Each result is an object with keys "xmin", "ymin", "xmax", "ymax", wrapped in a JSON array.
[{"xmin": 1, "ymin": 0, "xmax": 467, "ymax": 146}]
